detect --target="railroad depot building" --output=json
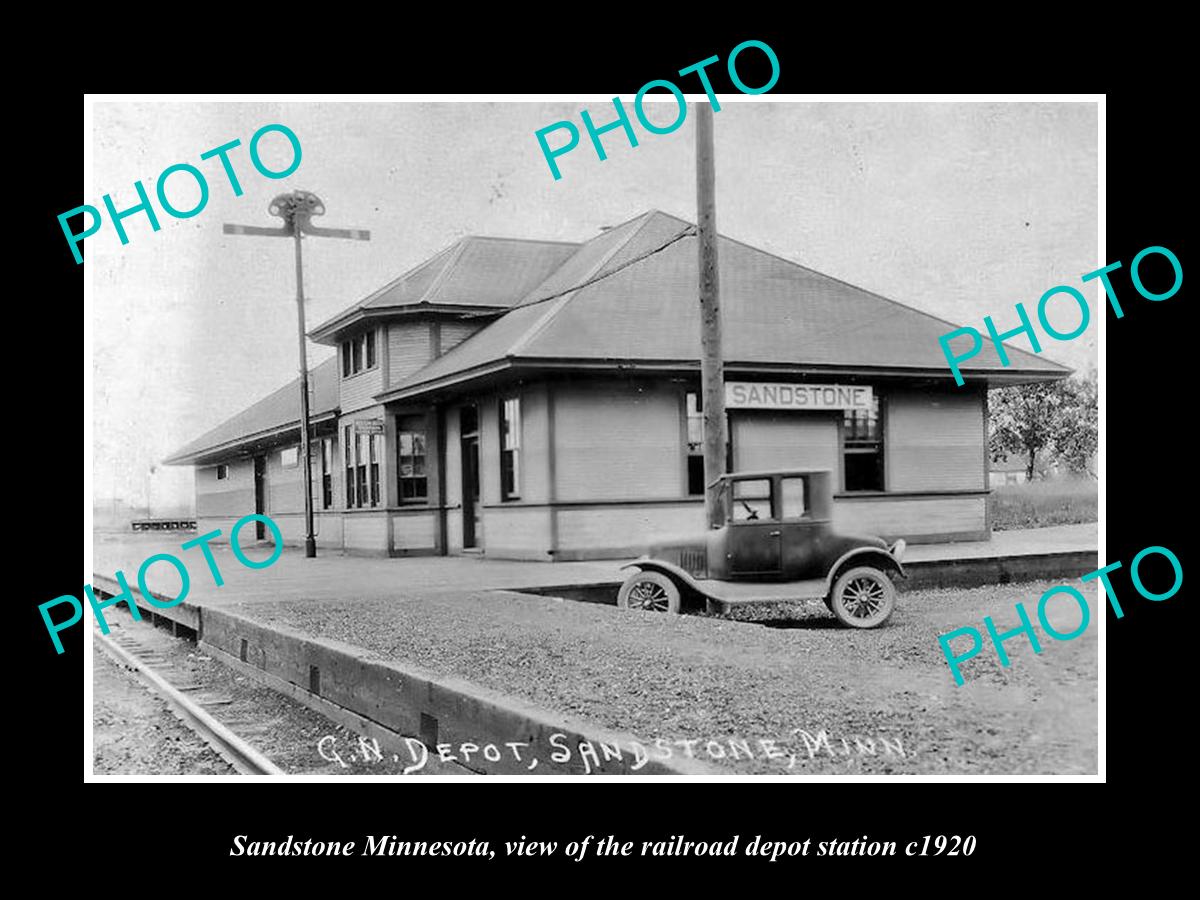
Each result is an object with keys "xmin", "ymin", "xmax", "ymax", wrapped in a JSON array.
[{"xmin": 165, "ymin": 210, "xmax": 1069, "ymax": 560}]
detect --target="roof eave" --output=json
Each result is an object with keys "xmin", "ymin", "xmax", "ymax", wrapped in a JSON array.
[
  {"xmin": 309, "ymin": 303, "xmax": 509, "ymax": 345},
  {"xmin": 373, "ymin": 356, "xmax": 1071, "ymax": 403},
  {"xmin": 374, "ymin": 359, "xmax": 515, "ymax": 403},
  {"xmin": 517, "ymin": 357, "xmax": 1074, "ymax": 384},
  {"xmin": 163, "ymin": 410, "xmax": 339, "ymax": 466}
]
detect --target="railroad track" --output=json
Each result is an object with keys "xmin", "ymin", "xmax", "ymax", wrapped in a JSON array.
[
  {"xmin": 92, "ymin": 607, "xmax": 472, "ymax": 776},
  {"xmin": 94, "ymin": 625, "xmax": 284, "ymax": 775}
]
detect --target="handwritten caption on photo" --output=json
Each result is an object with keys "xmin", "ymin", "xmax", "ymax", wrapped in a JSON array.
[
  {"xmin": 44, "ymin": 513, "xmax": 282, "ymax": 654},
  {"xmin": 317, "ymin": 728, "xmax": 908, "ymax": 774}
]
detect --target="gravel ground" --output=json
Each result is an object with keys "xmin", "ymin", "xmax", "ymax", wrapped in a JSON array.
[
  {"xmin": 223, "ymin": 581, "xmax": 1098, "ymax": 775},
  {"xmin": 93, "ymin": 649, "xmax": 237, "ymax": 775},
  {"xmin": 94, "ymin": 618, "xmax": 471, "ymax": 776}
]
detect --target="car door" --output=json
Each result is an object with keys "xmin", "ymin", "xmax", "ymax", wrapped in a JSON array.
[
  {"xmin": 778, "ymin": 475, "xmax": 827, "ymax": 579},
  {"xmin": 727, "ymin": 478, "xmax": 782, "ymax": 577}
]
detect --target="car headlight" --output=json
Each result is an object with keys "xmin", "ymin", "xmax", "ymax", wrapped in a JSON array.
[{"xmin": 890, "ymin": 539, "xmax": 906, "ymax": 562}]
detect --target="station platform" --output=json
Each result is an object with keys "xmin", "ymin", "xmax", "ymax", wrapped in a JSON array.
[
  {"xmin": 89, "ymin": 522, "xmax": 1099, "ymax": 776},
  {"xmin": 93, "ymin": 522, "xmax": 1097, "ymax": 612}
]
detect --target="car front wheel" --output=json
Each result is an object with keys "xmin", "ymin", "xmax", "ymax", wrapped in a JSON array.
[
  {"xmin": 617, "ymin": 571, "xmax": 681, "ymax": 614},
  {"xmin": 829, "ymin": 566, "xmax": 896, "ymax": 628}
]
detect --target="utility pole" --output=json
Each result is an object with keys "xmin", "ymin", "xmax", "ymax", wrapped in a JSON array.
[
  {"xmin": 224, "ymin": 191, "xmax": 370, "ymax": 558},
  {"xmin": 695, "ymin": 103, "xmax": 728, "ymax": 529}
]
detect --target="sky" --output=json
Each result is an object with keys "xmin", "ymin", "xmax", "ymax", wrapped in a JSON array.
[{"xmin": 89, "ymin": 99, "xmax": 1098, "ymax": 511}]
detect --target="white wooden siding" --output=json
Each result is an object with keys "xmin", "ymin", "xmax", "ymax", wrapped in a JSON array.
[
  {"xmin": 195, "ymin": 460, "xmax": 254, "ymax": 518},
  {"xmin": 393, "ymin": 512, "xmax": 437, "ymax": 549},
  {"xmin": 732, "ymin": 412, "xmax": 839, "ymax": 474},
  {"xmin": 887, "ymin": 389, "xmax": 984, "ymax": 491},
  {"xmin": 389, "ymin": 322, "xmax": 432, "ymax": 383},
  {"xmin": 440, "ymin": 321, "xmax": 481, "ymax": 354},
  {"xmin": 834, "ymin": 496, "xmax": 986, "ymax": 540},
  {"xmin": 555, "ymin": 503, "xmax": 704, "ymax": 553},
  {"xmin": 481, "ymin": 506, "xmax": 553, "ymax": 559},
  {"xmin": 554, "ymin": 384, "xmax": 682, "ymax": 500},
  {"xmin": 344, "ymin": 513, "xmax": 388, "ymax": 551}
]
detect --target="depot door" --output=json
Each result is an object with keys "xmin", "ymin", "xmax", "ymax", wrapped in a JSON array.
[
  {"xmin": 460, "ymin": 405, "xmax": 481, "ymax": 549},
  {"xmin": 253, "ymin": 456, "xmax": 266, "ymax": 540},
  {"xmin": 732, "ymin": 412, "xmax": 839, "ymax": 472}
]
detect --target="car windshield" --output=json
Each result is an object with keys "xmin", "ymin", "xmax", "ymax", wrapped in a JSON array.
[{"xmin": 731, "ymin": 479, "xmax": 773, "ymax": 521}]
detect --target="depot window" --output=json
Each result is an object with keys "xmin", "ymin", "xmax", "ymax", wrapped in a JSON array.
[
  {"xmin": 499, "ymin": 397, "xmax": 521, "ymax": 500},
  {"xmin": 685, "ymin": 391, "xmax": 732, "ymax": 496},
  {"xmin": 320, "ymin": 437, "xmax": 334, "ymax": 509},
  {"xmin": 344, "ymin": 426, "xmax": 355, "ymax": 508},
  {"xmin": 356, "ymin": 433, "xmax": 369, "ymax": 507},
  {"xmin": 843, "ymin": 395, "xmax": 885, "ymax": 492},
  {"xmin": 371, "ymin": 434, "xmax": 383, "ymax": 506},
  {"xmin": 341, "ymin": 329, "xmax": 377, "ymax": 378},
  {"xmin": 343, "ymin": 426, "xmax": 375, "ymax": 509},
  {"xmin": 215, "ymin": 464, "xmax": 228, "ymax": 481},
  {"xmin": 397, "ymin": 415, "xmax": 428, "ymax": 503}
]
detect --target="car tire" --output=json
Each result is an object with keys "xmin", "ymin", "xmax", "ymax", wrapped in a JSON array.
[
  {"xmin": 829, "ymin": 566, "xmax": 896, "ymax": 629},
  {"xmin": 617, "ymin": 571, "xmax": 681, "ymax": 614}
]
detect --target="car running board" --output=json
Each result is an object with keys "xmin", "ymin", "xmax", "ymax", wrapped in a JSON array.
[{"xmin": 697, "ymin": 577, "xmax": 828, "ymax": 616}]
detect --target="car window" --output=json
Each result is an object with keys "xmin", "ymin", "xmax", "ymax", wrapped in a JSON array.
[
  {"xmin": 780, "ymin": 477, "xmax": 807, "ymax": 519},
  {"xmin": 732, "ymin": 479, "xmax": 773, "ymax": 522}
]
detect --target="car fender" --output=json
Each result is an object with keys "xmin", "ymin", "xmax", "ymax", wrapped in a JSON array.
[
  {"xmin": 620, "ymin": 559, "xmax": 707, "ymax": 598},
  {"xmin": 824, "ymin": 547, "xmax": 906, "ymax": 594}
]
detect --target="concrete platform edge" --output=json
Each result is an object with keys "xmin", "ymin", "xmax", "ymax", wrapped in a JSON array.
[
  {"xmin": 199, "ymin": 605, "xmax": 718, "ymax": 776},
  {"xmin": 202, "ymin": 643, "xmax": 476, "ymax": 776},
  {"xmin": 92, "ymin": 572, "xmax": 717, "ymax": 777}
]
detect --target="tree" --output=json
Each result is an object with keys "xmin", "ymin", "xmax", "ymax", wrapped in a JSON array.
[
  {"xmin": 989, "ymin": 370, "xmax": 1097, "ymax": 481},
  {"xmin": 1052, "ymin": 369, "xmax": 1098, "ymax": 477}
]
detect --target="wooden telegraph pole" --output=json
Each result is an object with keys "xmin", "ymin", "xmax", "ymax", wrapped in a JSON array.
[
  {"xmin": 695, "ymin": 103, "xmax": 728, "ymax": 529},
  {"xmin": 224, "ymin": 191, "xmax": 370, "ymax": 558}
]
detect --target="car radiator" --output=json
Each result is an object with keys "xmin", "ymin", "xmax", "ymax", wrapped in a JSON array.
[{"xmin": 679, "ymin": 548, "xmax": 707, "ymax": 578}]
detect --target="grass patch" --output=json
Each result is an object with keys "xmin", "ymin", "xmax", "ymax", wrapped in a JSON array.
[{"xmin": 990, "ymin": 478, "xmax": 1097, "ymax": 530}]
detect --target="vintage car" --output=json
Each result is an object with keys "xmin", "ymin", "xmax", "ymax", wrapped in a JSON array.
[{"xmin": 616, "ymin": 469, "xmax": 906, "ymax": 628}]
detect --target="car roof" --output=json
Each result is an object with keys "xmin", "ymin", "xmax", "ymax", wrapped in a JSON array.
[{"xmin": 709, "ymin": 468, "xmax": 833, "ymax": 485}]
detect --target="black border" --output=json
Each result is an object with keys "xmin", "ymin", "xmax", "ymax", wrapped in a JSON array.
[{"xmin": 27, "ymin": 24, "xmax": 1188, "ymax": 879}]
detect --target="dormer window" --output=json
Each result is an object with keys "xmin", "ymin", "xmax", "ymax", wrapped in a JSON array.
[{"xmin": 341, "ymin": 329, "xmax": 377, "ymax": 377}]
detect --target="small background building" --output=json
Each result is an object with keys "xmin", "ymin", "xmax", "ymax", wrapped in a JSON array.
[
  {"xmin": 165, "ymin": 211, "xmax": 1069, "ymax": 560},
  {"xmin": 989, "ymin": 458, "xmax": 1031, "ymax": 488}
]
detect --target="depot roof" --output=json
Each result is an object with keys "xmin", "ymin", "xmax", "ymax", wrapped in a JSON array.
[
  {"xmin": 163, "ymin": 355, "xmax": 340, "ymax": 466},
  {"xmin": 166, "ymin": 210, "xmax": 1071, "ymax": 465},
  {"xmin": 308, "ymin": 235, "xmax": 581, "ymax": 343},
  {"xmin": 377, "ymin": 209, "xmax": 1070, "ymax": 401}
]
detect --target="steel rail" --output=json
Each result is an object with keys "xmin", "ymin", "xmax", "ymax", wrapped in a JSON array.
[{"xmin": 94, "ymin": 628, "xmax": 285, "ymax": 776}]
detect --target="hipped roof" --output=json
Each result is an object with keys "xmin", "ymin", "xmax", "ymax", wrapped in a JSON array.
[
  {"xmin": 382, "ymin": 210, "xmax": 1069, "ymax": 399},
  {"xmin": 308, "ymin": 235, "xmax": 580, "ymax": 341},
  {"xmin": 164, "ymin": 356, "xmax": 339, "ymax": 465},
  {"xmin": 167, "ymin": 210, "xmax": 1070, "ymax": 465}
]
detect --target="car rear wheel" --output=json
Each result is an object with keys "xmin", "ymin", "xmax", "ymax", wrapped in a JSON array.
[
  {"xmin": 617, "ymin": 571, "xmax": 681, "ymax": 614},
  {"xmin": 829, "ymin": 566, "xmax": 896, "ymax": 629}
]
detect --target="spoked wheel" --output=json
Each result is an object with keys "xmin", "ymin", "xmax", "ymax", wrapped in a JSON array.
[
  {"xmin": 829, "ymin": 566, "xmax": 896, "ymax": 629},
  {"xmin": 617, "ymin": 571, "xmax": 681, "ymax": 614}
]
